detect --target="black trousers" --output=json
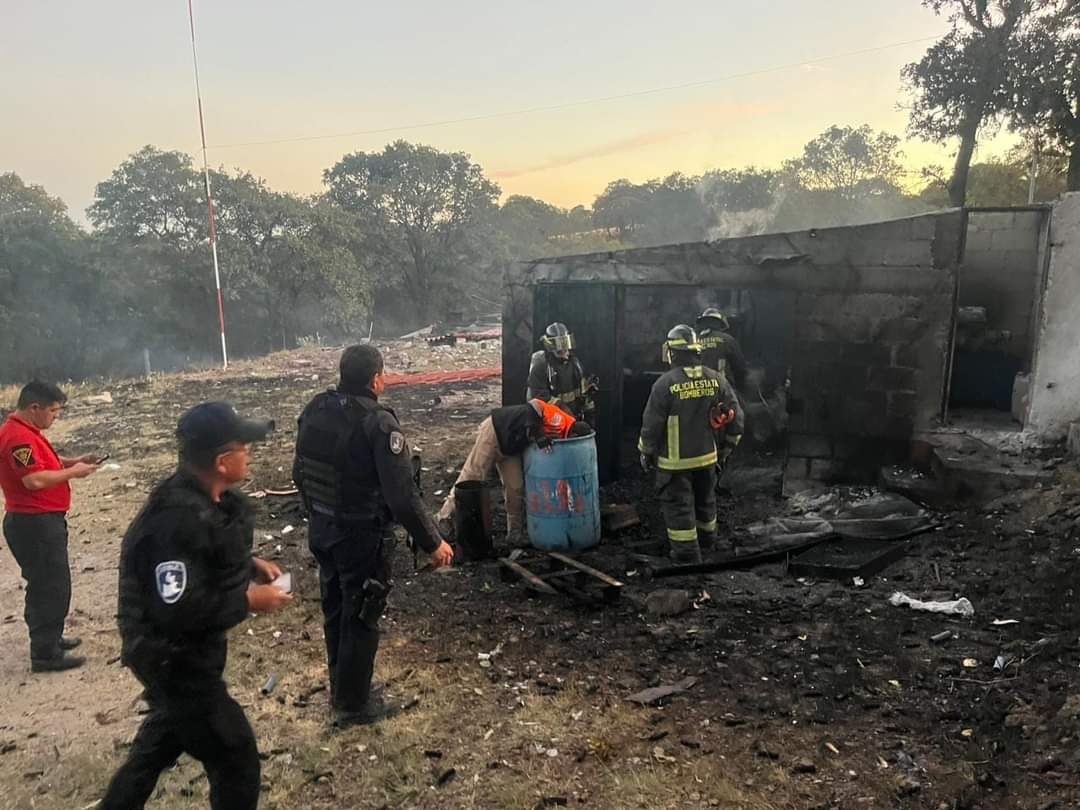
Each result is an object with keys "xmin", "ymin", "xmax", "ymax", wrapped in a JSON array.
[
  {"xmin": 99, "ymin": 681, "xmax": 260, "ymax": 810},
  {"xmin": 656, "ymin": 467, "xmax": 718, "ymax": 545},
  {"xmin": 309, "ymin": 514, "xmax": 392, "ymax": 715},
  {"xmin": 3, "ymin": 512, "xmax": 71, "ymax": 660}
]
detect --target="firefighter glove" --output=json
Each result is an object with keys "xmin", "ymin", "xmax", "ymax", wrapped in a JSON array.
[{"xmin": 709, "ymin": 402, "xmax": 736, "ymax": 431}]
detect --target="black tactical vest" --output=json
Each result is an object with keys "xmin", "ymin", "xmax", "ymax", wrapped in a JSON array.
[{"xmin": 294, "ymin": 390, "xmax": 388, "ymax": 524}]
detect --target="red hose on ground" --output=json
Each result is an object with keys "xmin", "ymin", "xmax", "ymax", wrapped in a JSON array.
[{"xmin": 383, "ymin": 367, "xmax": 502, "ymax": 388}]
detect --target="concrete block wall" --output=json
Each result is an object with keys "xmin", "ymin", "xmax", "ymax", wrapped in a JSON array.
[
  {"xmin": 623, "ymin": 286, "xmax": 710, "ymax": 373},
  {"xmin": 504, "ymin": 212, "xmax": 963, "ymax": 484},
  {"xmin": 961, "ymin": 210, "xmax": 1047, "ymax": 362},
  {"xmin": 1027, "ymin": 194, "xmax": 1080, "ymax": 440}
]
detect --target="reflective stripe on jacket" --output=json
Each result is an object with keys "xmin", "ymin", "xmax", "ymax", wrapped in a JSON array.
[{"xmin": 637, "ymin": 366, "xmax": 743, "ymax": 471}]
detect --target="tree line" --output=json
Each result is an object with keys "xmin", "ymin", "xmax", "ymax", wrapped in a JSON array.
[{"xmin": 1, "ymin": 0, "xmax": 1076, "ymax": 383}]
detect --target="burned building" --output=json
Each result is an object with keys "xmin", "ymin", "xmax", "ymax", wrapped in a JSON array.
[{"xmin": 502, "ymin": 194, "xmax": 1080, "ymax": 489}]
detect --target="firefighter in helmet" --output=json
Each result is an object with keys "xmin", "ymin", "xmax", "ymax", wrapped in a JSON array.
[
  {"xmin": 638, "ymin": 325, "xmax": 743, "ymax": 564},
  {"xmin": 527, "ymin": 322, "xmax": 597, "ymax": 423},
  {"xmin": 696, "ymin": 307, "xmax": 748, "ymax": 390}
]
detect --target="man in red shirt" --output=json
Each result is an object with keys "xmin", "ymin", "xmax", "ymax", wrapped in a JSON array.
[{"xmin": 0, "ymin": 381, "xmax": 99, "ymax": 672}]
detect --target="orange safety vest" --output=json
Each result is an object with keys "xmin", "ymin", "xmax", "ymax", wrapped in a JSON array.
[{"xmin": 534, "ymin": 399, "xmax": 576, "ymax": 440}]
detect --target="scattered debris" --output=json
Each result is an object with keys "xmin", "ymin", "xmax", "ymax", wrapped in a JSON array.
[
  {"xmin": 626, "ymin": 676, "xmax": 697, "ymax": 706},
  {"xmin": 652, "ymin": 746, "xmax": 676, "ymax": 763},
  {"xmin": 260, "ymin": 675, "xmax": 279, "ymax": 696},
  {"xmin": 645, "ymin": 589, "xmax": 692, "ymax": 617},
  {"xmin": 499, "ymin": 552, "xmax": 623, "ymax": 604},
  {"xmin": 930, "ymin": 630, "xmax": 954, "ymax": 643},
  {"xmin": 789, "ymin": 538, "xmax": 910, "ymax": 580},
  {"xmin": 477, "ymin": 642, "xmax": 503, "ymax": 669},
  {"xmin": 888, "ymin": 592, "xmax": 975, "ymax": 617},
  {"xmin": 435, "ymin": 768, "xmax": 457, "ymax": 787},
  {"xmin": 80, "ymin": 392, "xmax": 114, "ymax": 406},
  {"xmin": 601, "ymin": 504, "xmax": 641, "ymax": 533}
]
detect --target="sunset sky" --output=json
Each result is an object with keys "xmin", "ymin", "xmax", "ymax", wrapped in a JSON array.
[{"xmin": 3, "ymin": 1, "xmax": 1016, "ymax": 222}]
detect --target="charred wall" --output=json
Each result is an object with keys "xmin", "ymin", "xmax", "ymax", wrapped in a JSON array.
[{"xmin": 503, "ymin": 211, "xmax": 964, "ymax": 486}]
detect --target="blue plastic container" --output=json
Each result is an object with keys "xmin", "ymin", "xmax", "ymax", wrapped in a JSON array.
[{"xmin": 523, "ymin": 434, "xmax": 601, "ymax": 551}]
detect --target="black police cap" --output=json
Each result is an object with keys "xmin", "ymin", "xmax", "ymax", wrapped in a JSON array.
[{"xmin": 176, "ymin": 401, "xmax": 274, "ymax": 451}]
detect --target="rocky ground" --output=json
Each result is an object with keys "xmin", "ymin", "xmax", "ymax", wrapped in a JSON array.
[{"xmin": 0, "ymin": 341, "xmax": 1078, "ymax": 809}]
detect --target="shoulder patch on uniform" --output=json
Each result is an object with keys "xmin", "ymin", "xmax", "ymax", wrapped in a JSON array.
[
  {"xmin": 11, "ymin": 445, "xmax": 34, "ymax": 468},
  {"xmin": 155, "ymin": 561, "xmax": 187, "ymax": 604},
  {"xmin": 388, "ymin": 431, "xmax": 406, "ymax": 455}
]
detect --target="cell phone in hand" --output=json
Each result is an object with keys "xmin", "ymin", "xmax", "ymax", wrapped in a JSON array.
[
  {"xmin": 95, "ymin": 454, "xmax": 110, "ymax": 464},
  {"xmin": 271, "ymin": 572, "xmax": 292, "ymax": 593}
]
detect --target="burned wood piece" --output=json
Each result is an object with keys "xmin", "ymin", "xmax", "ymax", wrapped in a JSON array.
[
  {"xmin": 548, "ymin": 552, "xmax": 623, "ymax": 589},
  {"xmin": 499, "ymin": 552, "xmax": 624, "ymax": 604},
  {"xmin": 626, "ymin": 676, "xmax": 697, "ymax": 706},
  {"xmin": 498, "ymin": 559, "xmax": 558, "ymax": 595},
  {"xmin": 630, "ymin": 534, "xmax": 826, "ymax": 579},
  {"xmin": 788, "ymin": 539, "xmax": 911, "ymax": 581}
]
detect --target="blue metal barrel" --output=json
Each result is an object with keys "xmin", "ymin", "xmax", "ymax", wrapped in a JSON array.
[{"xmin": 523, "ymin": 434, "xmax": 601, "ymax": 551}]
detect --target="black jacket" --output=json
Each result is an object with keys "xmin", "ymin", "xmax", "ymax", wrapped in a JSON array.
[
  {"xmin": 490, "ymin": 403, "xmax": 542, "ymax": 456},
  {"xmin": 116, "ymin": 470, "xmax": 254, "ymax": 697},
  {"xmin": 293, "ymin": 387, "xmax": 441, "ymax": 553},
  {"xmin": 638, "ymin": 365, "xmax": 744, "ymax": 472},
  {"xmin": 526, "ymin": 351, "xmax": 590, "ymax": 417},
  {"xmin": 698, "ymin": 329, "xmax": 748, "ymax": 389}
]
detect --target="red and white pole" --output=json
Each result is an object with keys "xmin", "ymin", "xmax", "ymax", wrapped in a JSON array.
[{"xmin": 186, "ymin": 0, "xmax": 228, "ymax": 369}]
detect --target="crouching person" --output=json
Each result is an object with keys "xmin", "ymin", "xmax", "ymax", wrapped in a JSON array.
[{"xmin": 437, "ymin": 399, "xmax": 589, "ymax": 546}]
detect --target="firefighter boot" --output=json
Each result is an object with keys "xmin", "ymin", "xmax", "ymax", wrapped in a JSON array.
[{"xmin": 668, "ymin": 539, "xmax": 703, "ymax": 566}]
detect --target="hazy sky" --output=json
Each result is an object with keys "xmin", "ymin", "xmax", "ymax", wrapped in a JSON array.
[{"xmin": 3, "ymin": 1, "xmax": 1010, "ymax": 221}]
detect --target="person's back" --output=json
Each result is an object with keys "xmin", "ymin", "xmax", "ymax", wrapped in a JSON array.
[
  {"xmin": 639, "ymin": 325, "xmax": 742, "ymax": 565},
  {"xmin": 642, "ymin": 365, "xmax": 726, "ymax": 470},
  {"xmin": 294, "ymin": 389, "xmax": 391, "ymax": 526},
  {"xmin": 294, "ymin": 344, "xmax": 452, "ymax": 730},
  {"xmin": 696, "ymin": 308, "xmax": 748, "ymax": 389}
]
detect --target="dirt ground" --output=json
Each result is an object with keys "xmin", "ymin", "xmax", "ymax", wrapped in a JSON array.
[{"xmin": 1, "ymin": 342, "xmax": 1078, "ymax": 810}]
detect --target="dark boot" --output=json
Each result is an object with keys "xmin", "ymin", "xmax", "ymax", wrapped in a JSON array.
[
  {"xmin": 59, "ymin": 636, "xmax": 82, "ymax": 650},
  {"xmin": 333, "ymin": 693, "xmax": 401, "ymax": 729},
  {"xmin": 669, "ymin": 540, "xmax": 702, "ymax": 566},
  {"xmin": 698, "ymin": 533, "xmax": 716, "ymax": 553},
  {"xmin": 32, "ymin": 652, "xmax": 86, "ymax": 672}
]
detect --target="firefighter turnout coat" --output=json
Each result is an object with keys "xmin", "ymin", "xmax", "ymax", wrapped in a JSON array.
[{"xmin": 638, "ymin": 365, "xmax": 744, "ymax": 471}]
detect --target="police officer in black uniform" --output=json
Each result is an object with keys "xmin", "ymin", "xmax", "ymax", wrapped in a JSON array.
[
  {"xmin": 696, "ymin": 307, "xmax": 749, "ymax": 389},
  {"xmin": 293, "ymin": 344, "xmax": 453, "ymax": 729},
  {"xmin": 527, "ymin": 322, "xmax": 597, "ymax": 423},
  {"xmin": 100, "ymin": 402, "xmax": 292, "ymax": 810},
  {"xmin": 638, "ymin": 325, "xmax": 743, "ymax": 564}
]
